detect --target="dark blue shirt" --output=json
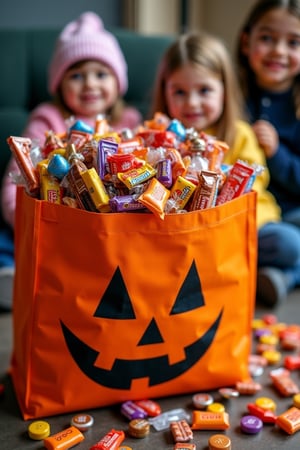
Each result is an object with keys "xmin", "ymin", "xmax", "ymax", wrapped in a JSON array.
[{"xmin": 246, "ymin": 87, "xmax": 300, "ymax": 214}]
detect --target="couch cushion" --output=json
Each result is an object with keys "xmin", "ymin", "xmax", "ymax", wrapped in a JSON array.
[
  {"xmin": 0, "ymin": 108, "xmax": 28, "ymax": 176},
  {"xmin": 0, "ymin": 30, "xmax": 28, "ymax": 108},
  {"xmin": 114, "ymin": 30, "xmax": 175, "ymax": 118},
  {"xmin": 28, "ymin": 29, "xmax": 58, "ymax": 109}
]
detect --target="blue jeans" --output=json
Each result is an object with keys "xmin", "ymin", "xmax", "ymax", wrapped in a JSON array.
[
  {"xmin": 258, "ymin": 221, "xmax": 300, "ymax": 290},
  {"xmin": 0, "ymin": 227, "xmax": 14, "ymax": 268},
  {"xmin": 283, "ymin": 207, "xmax": 300, "ymax": 228}
]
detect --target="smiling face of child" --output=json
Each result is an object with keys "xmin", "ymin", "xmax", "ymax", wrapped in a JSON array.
[
  {"xmin": 60, "ymin": 60, "xmax": 119, "ymax": 118},
  {"xmin": 165, "ymin": 62, "xmax": 224, "ymax": 131},
  {"xmin": 243, "ymin": 7, "xmax": 300, "ymax": 92}
]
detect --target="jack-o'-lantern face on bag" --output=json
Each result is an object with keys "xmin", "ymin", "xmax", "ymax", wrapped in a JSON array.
[
  {"xmin": 61, "ymin": 261, "xmax": 223, "ymax": 389},
  {"xmin": 11, "ymin": 188, "xmax": 256, "ymax": 419}
]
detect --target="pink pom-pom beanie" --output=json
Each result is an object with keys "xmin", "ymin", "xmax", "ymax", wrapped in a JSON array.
[{"xmin": 48, "ymin": 12, "xmax": 128, "ymax": 95}]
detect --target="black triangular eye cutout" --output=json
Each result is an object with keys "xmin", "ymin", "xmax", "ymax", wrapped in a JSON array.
[
  {"xmin": 94, "ymin": 267, "xmax": 135, "ymax": 319},
  {"xmin": 170, "ymin": 260, "xmax": 205, "ymax": 315},
  {"xmin": 138, "ymin": 318, "xmax": 164, "ymax": 346}
]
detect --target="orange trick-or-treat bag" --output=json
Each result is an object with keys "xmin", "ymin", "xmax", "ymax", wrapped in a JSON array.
[{"xmin": 11, "ymin": 187, "xmax": 257, "ymax": 419}]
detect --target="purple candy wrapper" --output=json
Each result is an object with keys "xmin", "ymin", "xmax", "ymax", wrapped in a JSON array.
[
  {"xmin": 97, "ymin": 139, "xmax": 118, "ymax": 180},
  {"xmin": 109, "ymin": 195, "xmax": 145, "ymax": 212},
  {"xmin": 156, "ymin": 159, "xmax": 172, "ymax": 188}
]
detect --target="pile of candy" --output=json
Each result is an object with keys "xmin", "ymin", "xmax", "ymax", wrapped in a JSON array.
[
  {"xmin": 24, "ymin": 314, "xmax": 300, "ymax": 449},
  {"xmin": 7, "ymin": 113, "xmax": 260, "ymax": 220}
]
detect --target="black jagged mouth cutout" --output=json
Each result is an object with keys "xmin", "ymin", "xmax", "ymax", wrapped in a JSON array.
[{"xmin": 60, "ymin": 309, "xmax": 223, "ymax": 389}]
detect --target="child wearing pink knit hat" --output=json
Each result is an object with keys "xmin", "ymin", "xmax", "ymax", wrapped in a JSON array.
[
  {"xmin": 48, "ymin": 11, "xmax": 128, "ymax": 97},
  {"xmin": 0, "ymin": 12, "xmax": 142, "ymax": 309}
]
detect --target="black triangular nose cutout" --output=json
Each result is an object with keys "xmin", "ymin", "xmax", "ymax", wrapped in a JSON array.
[
  {"xmin": 94, "ymin": 267, "xmax": 135, "ymax": 319},
  {"xmin": 170, "ymin": 260, "xmax": 205, "ymax": 315},
  {"xmin": 138, "ymin": 318, "xmax": 164, "ymax": 345}
]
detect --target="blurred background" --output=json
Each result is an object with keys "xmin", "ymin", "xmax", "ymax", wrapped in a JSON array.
[{"xmin": 0, "ymin": 0, "xmax": 256, "ymax": 54}]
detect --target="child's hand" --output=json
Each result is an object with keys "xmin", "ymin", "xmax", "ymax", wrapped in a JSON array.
[{"xmin": 252, "ymin": 120, "xmax": 279, "ymax": 158}]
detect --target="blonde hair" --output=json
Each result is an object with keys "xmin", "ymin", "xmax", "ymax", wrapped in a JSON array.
[{"xmin": 151, "ymin": 31, "xmax": 244, "ymax": 147}]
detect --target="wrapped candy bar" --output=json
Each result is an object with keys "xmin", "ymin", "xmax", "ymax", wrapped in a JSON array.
[{"xmin": 7, "ymin": 136, "xmax": 40, "ymax": 197}]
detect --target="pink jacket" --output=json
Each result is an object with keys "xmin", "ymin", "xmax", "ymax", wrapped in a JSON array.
[{"xmin": 1, "ymin": 102, "xmax": 142, "ymax": 228}]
